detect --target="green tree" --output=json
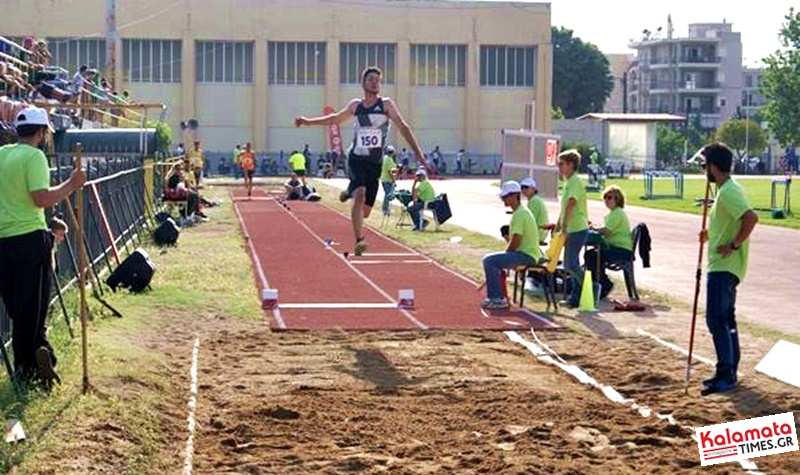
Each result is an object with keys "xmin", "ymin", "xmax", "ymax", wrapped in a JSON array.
[
  {"xmin": 656, "ymin": 124, "xmax": 685, "ymax": 167},
  {"xmin": 715, "ymin": 118, "xmax": 768, "ymax": 159},
  {"xmin": 551, "ymin": 26, "xmax": 614, "ymax": 118},
  {"xmin": 551, "ymin": 107, "xmax": 566, "ymax": 120},
  {"xmin": 761, "ymin": 7, "xmax": 800, "ymax": 146}
]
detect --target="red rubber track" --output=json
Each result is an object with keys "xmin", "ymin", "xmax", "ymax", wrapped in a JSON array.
[{"xmin": 232, "ymin": 188, "xmax": 559, "ymax": 332}]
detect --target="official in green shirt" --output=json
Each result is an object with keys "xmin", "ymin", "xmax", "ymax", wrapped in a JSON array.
[
  {"xmin": 520, "ymin": 177, "xmax": 550, "ymax": 239},
  {"xmin": 479, "ymin": 181, "xmax": 541, "ymax": 309},
  {"xmin": 556, "ymin": 149, "xmax": 589, "ymax": 307},
  {"xmin": 0, "ymin": 106, "xmax": 85, "ymax": 386},
  {"xmin": 380, "ymin": 145, "xmax": 398, "ymax": 216},
  {"xmin": 288, "ymin": 150, "xmax": 307, "ymax": 186},
  {"xmin": 699, "ymin": 142, "xmax": 758, "ymax": 396},
  {"xmin": 585, "ymin": 185, "xmax": 633, "ymax": 299},
  {"xmin": 408, "ymin": 169, "xmax": 436, "ymax": 230}
]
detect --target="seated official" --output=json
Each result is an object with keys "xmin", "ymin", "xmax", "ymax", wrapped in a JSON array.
[
  {"xmin": 585, "ymin": 185, "xmax": 633, "ymax": 299},
  {"xmin": 284, "ymin": 173, "xmax": 304, "ymax": 200},
  {"xmin": 480, "ymin": 181, "xmax": 542, "ymax": 309},
  {"xmin": 165, "ymin": 162, "xmax": 205, "ymax": 218},
  {"xmin": 408, "ymin": 169, "xmax": 436, "ymax": 231}
]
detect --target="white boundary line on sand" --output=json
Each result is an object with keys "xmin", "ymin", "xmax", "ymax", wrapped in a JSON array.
[
  {"xmin": 279, "ymin": 303, "xmax": 398, "ymax": 309},
  {"xmin": 505, "ymin": 331, "xmax": 765, "ymax": 475},
  {"xmin": 276, "ymin": 203, "xmax": 428, "ymax": 329},
  {"xmin": 320, "ymin": 203, "xmax": 558, "ymax": 329},
  {"xmin": 182, "ymin": 337, "xmax": 200, "ymax": 475},
  {"xmin": 636, "ymin": 329, "xmax": 716, "ymax": 367},
  {"xmin": 232, "ymin": 196, "xmax": 287, "ymax": 329}
]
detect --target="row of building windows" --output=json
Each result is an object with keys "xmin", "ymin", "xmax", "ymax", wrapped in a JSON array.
[{"xmin": 40, "ymin": 38, "xmax": 537, "ymax": 87}]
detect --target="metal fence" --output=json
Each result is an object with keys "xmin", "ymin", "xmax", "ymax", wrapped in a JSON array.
[
  {"xmin": 1, "ymin": 152, "xmax": 156, "ymax": 377},
  {"xmin": 198, "ymin": 151, "xmax": 504, "ymax": 178}
]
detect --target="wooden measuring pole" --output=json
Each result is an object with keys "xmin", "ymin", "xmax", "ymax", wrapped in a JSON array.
[{"xmin": 74, "ymin": 143, "xmax": 91, "ymax": 394}]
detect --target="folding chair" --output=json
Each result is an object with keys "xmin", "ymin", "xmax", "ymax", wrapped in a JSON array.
[
  {"xmin": 606, "ymin": 226, "xmax": 641, "ymax": 300},
  {"xmin": 511, "ymin": 233, "xmax": 565, "ymax": 311},
  {"xmin": 394, "ymin": 189, "xmax": 413, "ymax": 227}
]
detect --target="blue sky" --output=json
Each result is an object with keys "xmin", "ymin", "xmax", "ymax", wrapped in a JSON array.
[{"xmin": 477, "ymin": 0, "xmax": 796, "ymax": 65}]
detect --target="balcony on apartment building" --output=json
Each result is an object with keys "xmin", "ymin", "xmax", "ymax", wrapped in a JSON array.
[
  {"xmin": 648, "ymin": 79, "xmax": 720, "ymax": 94},
  {"xmin": 644, "ymin": 55, "xmax": 720, "ymax": 69}
]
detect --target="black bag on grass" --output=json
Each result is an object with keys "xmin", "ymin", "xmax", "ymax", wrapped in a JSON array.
[
  {"xmin": 106, "ymin": 248, "xmax": 155, "ymax": 293},
  {"xmin": 153, "ymin": 217, "xmax": 180, "ymax": 246}
]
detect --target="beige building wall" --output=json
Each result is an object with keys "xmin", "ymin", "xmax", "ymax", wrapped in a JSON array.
[
  {"xmin": 3, "ymin": 0, "xmax": 552, "ymax": 155},
  {"xmin": 604, "ymin": 54, "xmax": 632, "ymax": 113}
]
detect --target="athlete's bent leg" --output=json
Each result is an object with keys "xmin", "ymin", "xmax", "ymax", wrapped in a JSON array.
[{"xmin": 351, "ymin": 187, "xmax": 367, "ymax": 240}]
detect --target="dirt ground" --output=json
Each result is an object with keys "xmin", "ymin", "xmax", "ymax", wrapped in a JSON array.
[{"xmin": 157, "ymin": 313, "xmax": 800, "ymax": 475}]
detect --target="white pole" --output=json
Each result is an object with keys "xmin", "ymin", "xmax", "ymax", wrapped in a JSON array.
[{"xmin": 744, "ymin": 105, "xmax": 750, "ymax": 167}]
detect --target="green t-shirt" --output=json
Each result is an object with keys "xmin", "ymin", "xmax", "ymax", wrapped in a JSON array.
[
  {"xmin": 510, "ymin": 205, "xmax": 541, "ymax": 261},
  {"xmin": 0, "ymin": 143, "xmax": 50, "ymax": 238},
  {"xmin": 527, "ymin": 195, "xmax": 549, "ymax": 231},
  {"xmin": 415, "ymin": 180, "xmax": 435, "ymax": 203},
  {"xmin": 559, "ymin": 174, "xmax": 589, "ymax": 233},
  {"xmin": 380, "ymin": 155, "xmax": 396, "ymax": 182},
  {"xmin": 288, "ymin": 153, "xmax": 306, "ymax": 171},
  {"xmin": 708, "ymin": 179, "xmax": 752, "ymax": 281},
  {"xmin": 603, "ymin": 207, "xmax": 633, "ymax": 251},
  {"xmin": 234, "ymin": 149, "xmax": 242, "ymax": 164}
]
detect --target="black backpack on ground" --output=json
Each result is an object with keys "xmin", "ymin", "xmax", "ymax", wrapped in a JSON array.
[
  {"xmin": 106, "ymin": 248, "xmax": 156, "ymax": 293},
  {"xmin": 153, "ymin": 217, "xmax": 180, "ymax": 246}
]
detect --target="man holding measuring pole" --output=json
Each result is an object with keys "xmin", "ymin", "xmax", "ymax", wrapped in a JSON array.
[
  {"xmin": 697, "ymin": 142, "xmax": 758, "ymax": 396},
  {"xmin": 0, "ymin": 106, "xmax": 86, "ymax": 387}
]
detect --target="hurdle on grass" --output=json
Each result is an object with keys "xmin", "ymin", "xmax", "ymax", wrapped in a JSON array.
[
  {"xmin": 770, "ymin": 177, "xmax": 792, "ymax": 216},
  {"xmin": 642, "ymin": 170, "xmax": 684, "ymax": 200}
]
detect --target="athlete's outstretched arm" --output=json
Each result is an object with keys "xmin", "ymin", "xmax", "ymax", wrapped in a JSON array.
[
  {"xmin": 294, "ymin": 100, "xmax": 357, "ymax": 127},
  {"xmin": 384, "ymin": 99, "xmax": 429, "ymax": 170}
]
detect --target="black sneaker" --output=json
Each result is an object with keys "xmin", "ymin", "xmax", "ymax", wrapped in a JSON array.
[
  {"xmin": 339, "ymin": 190, "xmax": 351, "ymax": 202},
  {"xmin": 35, "ymin": 347, "xmax": 61, "ymax": 387},
  {"xmin": 700, "ymin": 378, "xmax": 737, "ymax": 396}
]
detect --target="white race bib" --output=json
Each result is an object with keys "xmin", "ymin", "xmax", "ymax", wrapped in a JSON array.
[{"xmin": 356, "ymin": 128, "xmax": 382, "ymax": 149}]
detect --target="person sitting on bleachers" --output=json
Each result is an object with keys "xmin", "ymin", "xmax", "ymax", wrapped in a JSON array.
[
  {"xmin": 408, "ymin": 169, "xmax": 436, "ymax": 231},
  {"xmin": 585, "ymin": 185, "xmax": 633, "ymax": 299}
]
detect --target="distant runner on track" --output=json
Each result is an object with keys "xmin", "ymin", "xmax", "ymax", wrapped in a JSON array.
[{"xmin": 294, "ymin": 66, "xmax": 428, "ymax": 255}]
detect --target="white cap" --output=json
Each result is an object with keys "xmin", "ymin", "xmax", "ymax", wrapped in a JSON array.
[
  {"xmin": 498, "ymin": 180, "xmax": 521, "ymax": 198},
  {"xmin": 520, "ymin": 177, "xmax": 537, "ymax": 189},
  {"xmin": 386, "ymin": 145, "xmax": 395, "ymax": 153},
  {"xmin": 415, "ymin": 168, "xmax": 427, "ymax": 177},
  {"xmin": 15, "ymin": 106, "xmax": 54, "ymax": 132}
]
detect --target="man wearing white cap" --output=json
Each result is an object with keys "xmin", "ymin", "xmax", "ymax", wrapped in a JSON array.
[
  {"xmin": 480, "ymin": 181, "xmax": 541, "ymax": 309},
  {"xmin": 408, "ymin": 168, "xmax": 436, "ymax": 230},
  {"xmin": 520, "ymin": 177, "xmax": 550, "ymax": 236},
  {"xmin": 0, "ymin": 106, "xmax": 86, "ymax": 387},
  {"xmin": 380, "ymin": 145, "xmax": 398, "ymax": 216}
]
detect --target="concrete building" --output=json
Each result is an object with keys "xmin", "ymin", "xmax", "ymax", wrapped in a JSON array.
[
  {"xmin": 603, "ymin": 54, "xmax": 633, "ymax": 113},
  {"xmin": 627, "ymin": 19, "xmax": 742, "ymax": 130},
  {"xmin": 742, "ymin": 67, "xmax": 766, "ymax": 119},
  {"xmin": 1, "ymin": 0, "xmax": 553, "ymax": 155}
]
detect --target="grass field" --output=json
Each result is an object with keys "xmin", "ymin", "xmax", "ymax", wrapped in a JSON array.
[{"xmin": 587, "ymin": 176, "xmax": 800, "ymax": 229}]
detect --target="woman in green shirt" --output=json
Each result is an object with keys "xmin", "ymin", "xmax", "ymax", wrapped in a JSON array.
[
  {"xmin": 556, "ymin": 150, "xmax": 589, "ymax": 307},
  {"xmin": 586, "ymin": 185, "xmax": 633, "ymax": 299}
]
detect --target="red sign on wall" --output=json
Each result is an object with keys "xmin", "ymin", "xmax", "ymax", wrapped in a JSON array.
[
  {"xmin": 324, "ymin": 106, "xmax": 343, "ymax": 153},
  {"xmin": 545, "ymin": 139, "xmax": 558, "ymax": 166}
]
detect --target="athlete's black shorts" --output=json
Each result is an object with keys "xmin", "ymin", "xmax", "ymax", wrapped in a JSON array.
[
  {"xmin": 293, "ymin": 169, "xmax": 305, "ymax": 177},
  {"xmin": 348, "ymin": 153, "xmax": 382, "ymax": 208},
  {"xmin": 243, "ymin": 169, "xmax": 255, "ymax": 178}
]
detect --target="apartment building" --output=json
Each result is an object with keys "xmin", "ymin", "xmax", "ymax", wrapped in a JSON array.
[
  {"xmin": 742, "ymin": 67, "xmax": 766, "ymax": 118},
  {"xmin": 627, "ymin": 20, "xmax": 742, "ymax": 130},
  {"xmin": 1, "ymin": 0, "xmax": 553, "ymax": 154}
]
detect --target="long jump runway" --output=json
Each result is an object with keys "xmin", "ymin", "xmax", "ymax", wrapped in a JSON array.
[{"xmin": 233, "ymin": 188, "xmax": 559, "ymax": 331}]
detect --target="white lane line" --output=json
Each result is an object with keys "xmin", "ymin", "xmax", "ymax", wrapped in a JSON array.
[
  {"xmin": 359, "ymin": 252, "xmax": 419, "ymax": 257},
  {"xmin": 232, "ymin": 197, "xmax": 286, "ymax": 329},
  {"xmin": 182, "ymin": 337, "xmax": 200, "ymax": 475},
  {"xmin": 277, "ymin": 204, "xmax": 428, "ymax": 329},
  {"xmin": 279, "ymin": 303, "xmax": 398, "ymax": 309},
  {"xmin": 505, "ymin": 331, "xmax": 765, "ymax": 475},
  {"xmin": 636, "ymin": 329, "xmax": 715, "ymax": 366},
  {"xmin": 479, "ymin": 305, "xmax": 561, "ymax": 329},
  {"xmin": 350, "ymin": 260, "xmax": 431, "ymax": 265}
]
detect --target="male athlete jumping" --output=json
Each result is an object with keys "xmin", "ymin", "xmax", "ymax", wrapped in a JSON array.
[{"xmin": 295, "ymin": 66, "xmax": 428, "ymax": 255}]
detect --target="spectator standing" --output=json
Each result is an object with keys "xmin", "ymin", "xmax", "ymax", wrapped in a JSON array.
[
  {"xmin": 380, "ymin": 145, "xmax": 398, "ymax": 216},
  {"xmin": 0, "ymin": 107, "xmax": 86, "ymax": 387}
]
